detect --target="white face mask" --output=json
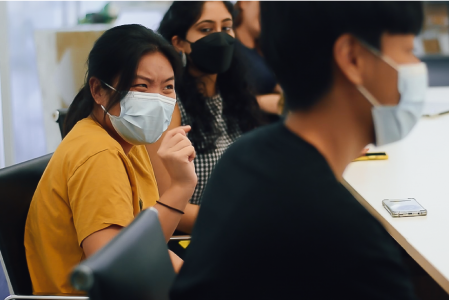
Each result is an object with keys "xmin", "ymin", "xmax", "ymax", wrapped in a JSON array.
[
  {"xmin": 356, "ymin": 43, "xmax": 428, "ymax": 146},
  {"xmin": 101, "ymin": 82, "xmax": 176, "ymax": 145}
]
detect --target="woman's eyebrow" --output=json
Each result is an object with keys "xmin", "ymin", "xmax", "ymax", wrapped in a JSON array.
[
  {"xmin": 136, "ymin": 75, "xmax": 154, "ymax": 83},
  {"xmin": 136, "ymin": 75, "xmax": 174, "ymax": 84},
  {"xmin": 195, "ymin": 20, "xmax": 215, "ymax": 27},
  {"xmin": 163, "ymin": 76, "xmax": 175, "ymax": 83}
]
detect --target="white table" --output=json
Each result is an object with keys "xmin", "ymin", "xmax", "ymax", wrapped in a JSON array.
[{"xmin": 343, "ymin": 87, "xmax": 449, "ymax": 293}]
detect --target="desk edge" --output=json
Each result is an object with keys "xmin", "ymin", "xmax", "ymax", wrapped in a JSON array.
[{"xmin": 342, "ymin": 179, "xmax": 449, "ymax": 294}]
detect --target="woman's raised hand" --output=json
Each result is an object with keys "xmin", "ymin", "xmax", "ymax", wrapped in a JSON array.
[{"xmin": 157, "ymin": 126, "xmax": 198, "ymax": 194}]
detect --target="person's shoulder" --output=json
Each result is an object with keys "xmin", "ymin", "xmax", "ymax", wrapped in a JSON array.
[
  {"xmin": 229, "ymin": 121, "xmax": 282, "ymax": 144},
  {"xmin": 234, "ymin": 38, "xmax": 255, "ymax": 54},
  {"xmin": 225, "ymin": 121, "xmax": 317, "ymax": 160},
  {"xmin": 65, "ymin": 117, "xmax": 122, "ymax": 149},
  {"xmin": 210, "ymin": 121, "xmax": 336, "ymax": 197},
  {"xmin": 54, "ymin": 118, "xmax": 125, "ymax": 167}
]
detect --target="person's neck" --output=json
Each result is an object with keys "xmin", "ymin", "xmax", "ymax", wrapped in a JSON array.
[
  {"xmin": 284, "ymin": 86, "xmax": 372, "ymax": 181},
  {"xmin": 91, "ymin": 109, "xmax": 134, "ymax": 155},
  {"xmin": 235, "ymin": 26, "xmax": 256, "ymax": 49},
  {"xmin": 188, "ymin": 66, "xmax": 218, "ymax": 98}
]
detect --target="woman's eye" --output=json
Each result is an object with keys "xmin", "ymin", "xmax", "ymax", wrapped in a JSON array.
[
  {"xmin": 164, "ymin": 84, "xmax": 174, "ymax": 90},
  {"xmin": 134, "ymin": 84, "xmax": 147, "ymax": 88},
  {"xmin": 200, "ymin": 28, "xmax": 212, "ymax": 33},
  {"xmin": 222, "ymin": 27, "xmax": 232, "ymax": 32}
]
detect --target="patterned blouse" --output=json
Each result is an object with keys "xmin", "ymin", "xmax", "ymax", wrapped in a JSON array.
[{"xmin": 178, "ymin": 94, "xmax": 242, "ymax": 205}]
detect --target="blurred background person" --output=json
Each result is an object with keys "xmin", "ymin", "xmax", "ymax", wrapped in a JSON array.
[
  {"xmin": 147, "ymin": 1, "xmax": 263, "ymax": 237},
  {"xmin": 234, "ymin": 1, "xmax": 284, "ymax": 118}
]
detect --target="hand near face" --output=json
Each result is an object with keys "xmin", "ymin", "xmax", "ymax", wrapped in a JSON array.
[{"xmin": 157, "ymin": 126, "xmax": 198, "ymax": 191}]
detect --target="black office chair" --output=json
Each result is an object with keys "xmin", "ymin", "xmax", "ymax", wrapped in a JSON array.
[
  {"xmin": 71, "ymin": 207, "xmax": 176, "ymax": 300},
  {"xmin": 0, "ymin": 154, "xmax": 88, "ymax": 300},
  {"xmin": 53, "ymin": 108, "xmax": 68, "ymax": 139}
]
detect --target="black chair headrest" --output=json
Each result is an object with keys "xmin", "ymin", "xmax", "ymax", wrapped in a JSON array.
[
  {"xmin": 53, "ymin": 109, "xmax": 68, "ymax": 139},
  {"xmin": 71, "ymin": 208, "xmax": 175, "ymax": 300},
  {"xmin": 0, "ymin": 154, "xmax": 52, "ymax": 295}
]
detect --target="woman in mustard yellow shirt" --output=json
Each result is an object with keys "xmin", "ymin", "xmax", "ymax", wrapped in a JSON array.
[{"xmin": 24, "ymin": 24, "xmax": 197, "ymax": 295}]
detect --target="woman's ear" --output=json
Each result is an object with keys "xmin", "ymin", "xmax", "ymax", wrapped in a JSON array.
[
  {"xmin": 89, "ymin": 77, "xmax": 107, "ymax": 106},
  {"xmin": 172, "ymin": 35, "xmax": 190, "ymax": 54}
]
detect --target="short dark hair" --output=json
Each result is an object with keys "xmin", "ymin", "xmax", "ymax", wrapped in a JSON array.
[
  {"xmin": 64, "ymin": 24, "xmax": 182, "ymax": 136},
  {"xmin": 260, "ymin": 2, "xmax": 424, "ymax": 111}
]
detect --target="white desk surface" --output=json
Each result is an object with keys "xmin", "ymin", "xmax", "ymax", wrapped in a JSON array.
[{"xmin": 343, "ymin": 86, "xmax": 449, "ymax": 293}]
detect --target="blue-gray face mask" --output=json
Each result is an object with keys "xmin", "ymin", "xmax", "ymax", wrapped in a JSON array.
[
  {"xmin": 101, "ymin": 82, "xmax": 176, "ymax": 145},
  {"xmin": 356, "ymin": 44, "xmax": 428, "ymax": 146}
]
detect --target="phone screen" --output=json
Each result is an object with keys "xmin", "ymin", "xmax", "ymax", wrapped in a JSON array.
[{"xmin": 384, "ymin": 199, "xmax": 425, "ymax": 212}]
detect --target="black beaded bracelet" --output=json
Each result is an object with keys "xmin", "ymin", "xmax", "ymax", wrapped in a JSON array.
[{"xmin": 156, "ymin": 200, "xmax": 185, "ymax": 214}]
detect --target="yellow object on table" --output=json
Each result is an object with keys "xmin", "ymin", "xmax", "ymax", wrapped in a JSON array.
[
  {"xmin": 179, "ymin": 240, "xmax": 191, "ymax": 249},
  {"xmin": 353, "ymin": 152, "xmax": 388, "ymax": 162}
]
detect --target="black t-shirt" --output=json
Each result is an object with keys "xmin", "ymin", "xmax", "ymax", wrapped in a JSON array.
[
  {"xmin": 171, "ymin": 122, "xmax": 417, "ymax": 300},
  {"xmin": 235, "ymin": 40, "xmax": 277, "ymax": 96}
]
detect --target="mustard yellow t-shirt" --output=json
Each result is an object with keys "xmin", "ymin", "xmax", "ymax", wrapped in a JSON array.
[{"xmin": 24, "ymin": 117, "xmax": 159, "ymax": 295}]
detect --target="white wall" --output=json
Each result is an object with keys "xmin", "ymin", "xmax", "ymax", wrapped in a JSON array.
[
  {"xmin": 0, "ymin": 2, "xmax": 14, "ymax": 167},
  {"xmin": 1, "ymin": 1, "xmax": 173, "ymax": 166}
]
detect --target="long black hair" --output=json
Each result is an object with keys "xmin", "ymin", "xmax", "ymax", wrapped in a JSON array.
[
  {"xmin": 64, "ymin": 24, "xmax": 182, "ymax": 136},
  {"xmin": 158, "ymin": 1, "xmax": 262, "ymax": 154}
]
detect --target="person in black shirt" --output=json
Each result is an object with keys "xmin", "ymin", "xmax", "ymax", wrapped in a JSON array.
[
  {"xmin": 171, "ymin": 2, "xmax": 425, "ymax": 299},
  {"xmin": 234, "ymin": 1, "xmax": 282, "ymax": 117}
]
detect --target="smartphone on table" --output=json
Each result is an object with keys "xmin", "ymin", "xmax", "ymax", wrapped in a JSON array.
[{"xmin": 382, "ymin": 198, "xmax": 427, "ymax": 218}]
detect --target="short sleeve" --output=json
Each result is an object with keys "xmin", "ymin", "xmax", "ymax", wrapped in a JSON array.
[{"xmin": 67, "ymin": 149, "xmax": 134, "ymax": 246}]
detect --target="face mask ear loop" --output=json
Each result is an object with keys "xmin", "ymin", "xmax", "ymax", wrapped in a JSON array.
[
  {"xmin": 379, "ymin": 55, "xmax": 399, "ymax": 71},
  {"xmin": 357, "ymin": 85, "xmax": 381, "ymax": 107},
  {"xmin": 100, "ymin": 105, "xmax": 109, "ymax": 114},
  {"xmin": 179, "ymin": 39, "xmax": 193, "ymax": 67},
  {"xmin": 358, "ymin": 40, "xmax": 399, "ymax": 71},
  {"xmin": 101, "ymin": 81, "xmax": 116, "ymax": 91},
  {"xmin": 179, "ymin": 51, "xmax": 187, "ymax": 67},
  {"xmin": 99, "ymin": 81, "xmax": 116, "ymax": 117},
  {"xmin": 100, "ymin": 81, "xmax": 129, "ymax": 118}
]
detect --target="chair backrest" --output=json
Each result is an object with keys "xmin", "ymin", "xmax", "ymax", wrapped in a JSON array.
[
  {"xmin": 0, "ymin": 154, "xmax": 52, "ymax": 295},
  {"xmin": 53, "ymin": 108, "xmax": 68, "ymax": 139},
  {"xmin": 71, "ymin": 208, "xmax": 175, "ymax": 300}
]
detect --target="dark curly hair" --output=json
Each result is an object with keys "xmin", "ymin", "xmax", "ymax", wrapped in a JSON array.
[{"xmin": 158, "ymin": 1, "xmax": 262, "ymax": 154}]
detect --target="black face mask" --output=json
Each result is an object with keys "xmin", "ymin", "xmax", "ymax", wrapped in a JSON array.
[{"xmin": 186, "ymin": 32, "xmax": 235, "ymax": 74}]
